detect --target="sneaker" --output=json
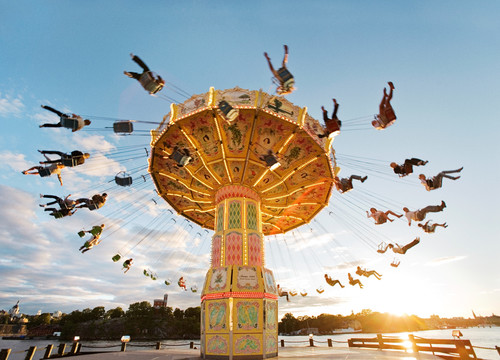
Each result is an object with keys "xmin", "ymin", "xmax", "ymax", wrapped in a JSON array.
[
  {"xmin": 361, "ymin": 176, "xmax": 368, "ymax": 183},
  {"xmin": 123, "ymin": 71, "xmax": 133, "ymax": 78},
  {"xmin": 39, "ymin": 204, "xmax": 46, "ymax": 208},
  {"xmin": 388, "ymin": 81, "xmax": 395, "ymax": 90},
  {"xmin": 441, "ymin": 200, "xmax": 446, "ymax": 209},
  {"xmin": 130, "ymin": 53, "xmax": 135, "ymax": 58}
]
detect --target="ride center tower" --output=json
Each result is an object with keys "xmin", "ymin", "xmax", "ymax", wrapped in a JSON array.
[{"xmin": 149, "ymin": 87, "xmax": 335, "ymax": 359}]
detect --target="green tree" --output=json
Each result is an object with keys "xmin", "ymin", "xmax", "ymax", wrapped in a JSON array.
[
  {"xmin": 173, "ymin": 308, "xmax": 184, "ymax": 320},
  {"xmin": 106, "ymin": 307, "xmax": 124, "ymax": 319},
  {"xmin": 91, "ymin": 306, "xmax": 105, "ymax": 320},
  {"xmin": 126, "ymin": 301, "xmax": 152, "ymax": 318},
  {"xmin": 279, "ymin": 313, "xmax": 299, "ymax": 334}
]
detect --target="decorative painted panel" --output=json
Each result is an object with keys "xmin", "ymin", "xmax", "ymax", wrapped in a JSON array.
[
  {"xmin": 207, "ymin": 300, "xmax": 228, "ymax": 332},
  {"xmin": 263, "ymin": 268, "xmax": 277, "ymax": 294},
  {"xmin": 222, "ymin": 121, "xmax": 249, "ymax": 154},
  {"xmin": 208, "ymin": 267, "xmax": 229, "ymax": 293},
  {"xmin": 265, "ymin": 333, "xmax": 278, "ymax": 354},
  {"xmin": 234, "ymin": 299, "xmax": 261, "ymax": 332},
  {"xmin": 247, "ymin": 233, "xmax": 262, "ymax": 266},
  {"xmin": 211, "ymin": 235, "xmax": 222, "ymax": 268},
  {"xmin": 228, "ymin": 200, "xmax": 242, "ymax": 229},
  {"xmin": 246, "ymin": 202, "xmax": 257, "ymax": 230},
  {"xmin": 265, "ymin": 300, "xmax": 277, "ymax": 331},
  {"xmin": 233, "ymin": 334, "xmax": 262, "ymax": 355},
  {"xmin": 217, "ymin": 204, "xmax": 224, "ymax": 232},
  {"xmin": 234, "ymin": 266, "xmax": 261, "ymax": 291},
  {"xmin": 225, "ymin": 232, "xmax": 242, "ymax": 265},
  {"xmin": 206, "ymin": 334, "xmax": 229, "ymax": 356}
]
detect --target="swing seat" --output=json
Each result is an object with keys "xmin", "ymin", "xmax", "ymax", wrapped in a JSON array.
[
  {"xmin": 316, "ymin": 287, "xmax": 325, "ymax": 294},
  {"xmin": 218, "ymin": 100, "xmax": 239, "ymax": 122},
  {"xmin": 300, "ymin": 291, "xmax": 308, "ymax": 297},
  {"xmin": 139, "ymin": 72, "xmax": 164, "ymax": 94},
  {"xmin": 289, "ymin": 290, "xmax": 297, "ymax": 297},
  {"xmin": 391, "ymin": 259, "xmax": 401, "ymax": 268},
  {"xmin": 112, "ymin": 254, "xmax": 122, "ymax": 262},
  {"xmin": 115, "ymin": 172, "xmax": 133, "ymax": 186},
  {"xmin": 61, "ymin": 117, "xmax": 80, "ymax": 131},
  {"xmin": 377, "ymin": 242, "xmax": 388, "ymax": 253},
  {"xmin": 191, "ymin": 286, "xmax": 198, "ymax": 293},
  {"xmin": 38, "ymin": 167, "xmax": 52, "ymax": 177},
  {"xmin": 113, "ymin": 121, "xmax": 134, "ymax": 134},
  {"xmin": 385, "ymin": 107, "xmax": 397, "ymax": 122},
  {"xmin": 88, "ymin": 202, "xmax": 98, "ymax": 211},
  {"xmin": 277, "ymin": 67, "xmax": 294, "ymax": 87},
  {"xmin": 151, "ymin": 274, "xmax": 157, "ymax": 281},
  {"xmin": 143, "ymin": 269, "xmax": 150, "ymax": 277},
  {"xmin": 78, "ymin": 231, "xmax": 86, "ymax": 238},
  {"xmin": 171, "ymin": 149, "xmax": 192, "ymax": 167},
  {"xmin": 165, "ymin": 279, "xmax": 172, "ymax": 286},
  {"xmin": 325, "ymin": 119, "xmax": 341, "ymax": 134}
]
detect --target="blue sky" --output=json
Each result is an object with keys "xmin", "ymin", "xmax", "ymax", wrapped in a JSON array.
[{"xmin": 0, "ymin": 1, "xmax": 499, "ymax": 319}]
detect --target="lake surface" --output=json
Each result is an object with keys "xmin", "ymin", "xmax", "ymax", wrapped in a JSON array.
[{"xmin": 1, "ymin": 327, "xmax": 498, "ymax": 360}]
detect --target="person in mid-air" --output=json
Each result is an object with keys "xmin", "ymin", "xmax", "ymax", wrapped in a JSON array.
[
  {"xmin": 44, "ymin": 207, "xmax": 76, "ymax": 219},
  {"xmin": 391, "ymin": 237, "xmax": 420, "ymax": 255},
  {"xmin": 372, "ymin": 82, "xmax": 396, "ymax": 130},
  {"xmin": 79, "ymin": 224, "xmax": 105, "ymax": 253},
  {"xmin": 355, "ymin": 266, "xmax": 382, "ymax": 280},
  {"xmin": 390, "ymin": 158, "xmax": 428, "ymax": 177},
  {"xmin": 39, "ymin": 105, "xmax": 91, "ymax": 132},
  {"xmin": 124, "ymin": 53, "xmax": 165, "ymax": 95},
  {"xmin": 178, "ymin": 277, "xmax": 187, "ymax": 291},
  {"xmin": 348, "ymin": 273, "xmax": 363, "ymax": 288},
  {"xmin": 277, "ymin": 284, "xmax": 290, "ymax": 301},
  {"xmin": 334, "ymin": 174, "xmax": 367, "ymax": 193},
  {"xmin": 75, "ymin": 193, "xmax": 108, "ymax": 211},
  {"xmin": 324, "ymin": 274, "xmax": 344, "ymax": 288},
  {"xmin": 264, "ymin": 45, "xmax": 295, "ymax": 95},
  {"xmin": 122, "ymin": 258, "xmax": 133, "ymax": 273},
  {"xmin": 319, "ymin": 99, "xmax": 341, "ymax": 139},
  {"xmin": 39, "ymin": 194, "xmax": 76, "ymax": 209},
  {"xmin": 22, "ymin": 162, "xmax": 64, "ymax": 186},
  {"xmin": 419, "ymin": 167, "xmax": 463, "ymax": 191},
  {"xmin": 38, "ymin": 150, "xmax": 89, "ymax": 167},
  {"xmin": 403, "ymin": 201, "xmax": 446, "ymax": 226},
  {"xmin": 366, "ymin": 208, "xmax": 402, "ymax": 225},
  {"xmin": 418, "ymin": 220, "xmax": 448, "ymax": 233}
]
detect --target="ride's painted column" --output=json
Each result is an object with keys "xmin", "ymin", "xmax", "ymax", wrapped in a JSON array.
[{"xmin": 201, "ymin": 185, "xmax": 278, "ymax": 360}]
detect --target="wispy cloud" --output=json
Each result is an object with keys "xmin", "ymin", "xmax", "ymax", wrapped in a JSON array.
[
  {"xmin": 0, "ymin": 151, "xmax": 31, "ymax": 172},
  {"xmin": 0, "ymin": 93, "xmax": 25, "ymax": 117},
  {"xmin": 426, "ymin": 255, "xmax": 467, "ymax": 267}
]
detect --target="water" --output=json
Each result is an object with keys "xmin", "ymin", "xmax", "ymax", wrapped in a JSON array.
[
  {"xmin": 0, "ymin": 327, "xmax": 498, "ymax": 360},
  {"xmin": 278, "ymin": 327, "xmax": 500, "ymax": 359}
]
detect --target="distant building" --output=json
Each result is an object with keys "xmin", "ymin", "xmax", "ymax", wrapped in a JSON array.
[
  {"xmin": 154, "ymin": 294, "xmax": 168, "ymax": 308},
  {"xmin": 51, "ymin": 311, "xmax": 62, "ymax": 319},
  {"xmin": 9, "ymin": 301, "xmax": 20, "ymax": 319}
]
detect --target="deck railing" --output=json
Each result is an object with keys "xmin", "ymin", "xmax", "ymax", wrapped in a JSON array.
[{"xmin": 348, "ymin": 334, "xmax": 480, "ymax": 360}]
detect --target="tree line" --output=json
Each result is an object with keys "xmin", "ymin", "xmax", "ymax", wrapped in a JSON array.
[{"xmin": 5, "ymin": 305, "xmax": 496, "ymax": 340}]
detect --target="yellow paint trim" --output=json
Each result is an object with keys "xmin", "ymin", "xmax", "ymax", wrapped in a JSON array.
[
  {"xmin": 297, "ymin": 106, "xmax": 307, "ymax": 127},
  {"xmin": 208, "ymin": 87, "xmax": 216, "ymax": 107},
  {"xmin": 170, "ymin": 103, "xmax": 178, "ymax": 122},
  {"xmin": 261, "ymin": 156, "xmax": 320, "ymax": 194},
  {"xmin": 213, "ymin": 114, "xmax": 233, "ymax": 183}
]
